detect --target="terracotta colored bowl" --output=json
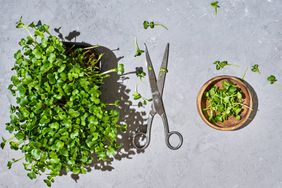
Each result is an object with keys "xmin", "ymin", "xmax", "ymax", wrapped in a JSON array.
[{"xmin": 197, "ymin": 75, "xmax": 253, "ymax": 131}]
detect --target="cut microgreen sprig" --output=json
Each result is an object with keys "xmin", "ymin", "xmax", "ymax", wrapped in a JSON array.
[
  {"xmin": 132, "ymin": 85, "xmax": 152, "ymax": 107},
  {"xmin": 267, "ymin": 75, "xmax": 277, "ymax": 84},
  {"xmin": 251, "ymin": 64, "xmax": 260, "ymax": 73},
  {"xmin": 134, "ymin": 37, "xmax": 144, "ymax": 57},
  {"xmin": 203, "ymin": 80, "xmax": 245, "ymax": 122},
  {"xmin": 213, "ymin": 60, "xmax": 238, "ymax": 70},
  {"xmin": 211, "ymin": 1, "xmax": 220, "ymax": 15},
  {"xmin": 143, "ymin": 20, "xmax": 168, "ymax": 30}
]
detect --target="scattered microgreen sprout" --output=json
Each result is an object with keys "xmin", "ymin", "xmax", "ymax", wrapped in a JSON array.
[
  {"xmin": 203, "ymin": 80, "xmax": 245, "ymax": 122},
  {"xmin": 134, "ymin": 38, "xmax": 144, "ymax": 57},
  {"xmin": 143, "ymin": 20, "xmax": 168, "ymax": 30},
  {"xmin": 251, "ymin": 64, "xmax": 260, "ymax": 73},
  {"xmin": 213, "ymin": 60, "xmax": 238, "ymax": 70},
  {"xmin": 132, "ymin": 85, "xmax": 152, "ymax": 107},
  {"xmin": 2, "ymin": 18, "xmax": 126, "ymax": 187},
  {"xmin": 211, "ymin": 1, "xmax": 220, "ymax": 15},
  {"xmin": 267, "ymin": 75, "xmax": 277, "ymax": 84},
  {"xmin": 133, "ymin": 85, "xmax": 142, "ymax": 100}
]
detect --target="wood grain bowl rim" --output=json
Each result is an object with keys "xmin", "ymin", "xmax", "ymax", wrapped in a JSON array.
[{"xmin": 196, "ymin": 75, "xmax": 253, "ymax": 131}]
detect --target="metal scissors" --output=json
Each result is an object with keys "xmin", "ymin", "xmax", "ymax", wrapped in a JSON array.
[{"xmin": 132, "ymin": 43, "xmax": 183, "ymax": 150}]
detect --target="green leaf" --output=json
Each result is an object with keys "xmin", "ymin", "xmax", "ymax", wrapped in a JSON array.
[
  {"xmin": 70, "ymin": 130, "xmax": 79, "ymax": 139},
  {"xmin": 68, "ymin": 109, "xmax": 80, "ymax": 118},
  {"xmin": 48, "ymin": 53, "xmax": 56, "ymax": 63},
  {"xmin": 15, "ymin": 132, "xmax": 25, "ymax": 140},
  {"xmin": 251, "ymin": 64, "xmax": 260, "ymax": 73},
  {"xmin": 7, "ymin": 161, "xmax": 13, "ymax": 169},
  {"xmin": 10, "ymin": 141, "xmax": 19, "ymax": 150},
  {"xmin": 213, "ymin": 60, "xmax": 229, "ymax": 70},
  {"xmin": 58, "ymin": 64, "xmax": 66, "ymax": 73},
  {"xmin": 117, "ymin": 64, "xmax": 124, "ymax": 75},
  {"xmin": 267, "ymin": 75, "xmax": 277, "ymax": 84},
  {"xmin": 133, "ymin": 91, "xmax": 142, "ymax": 100},
  {"xmin": 143, "ymin": 21, "xmax": 149, "ymax": 29},
  {"xmin": 211, "ymin": 1, "xmax": 220, "ymax": 15},
  {"xmin": 11, "ymin": 75, "xmax": 20, "ymax": 86},
  {"xmin": 47, "ymin": 73, "xmax": 56, "ymax": 84},
  {"xmin": 50, "ymin": 122, "xmax": 59, "ymax": 130},
  {"xmin": 18, "ymin": 84, "xmax": 26, "ymax": 96},
  {"xmin": 27, "ymin": 172, "xmax": 37, "ymax": 180},
  {"xmin": 55, "ymin": 140, "xmax": 64, "ymax": 150},
  {"xmin": 16, "ymin": 17, "xmax": 24, "ymax": 28},
  {"xmin": 31, "ymin": 149, "xmax": 41, "ymax": 160},
  {"xmin": 44, "ymin": 179, "xmax": 52, "ymax": 187}
]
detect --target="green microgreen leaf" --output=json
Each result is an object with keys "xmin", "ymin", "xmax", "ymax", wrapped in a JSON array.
[
  {"xmin": 251, "ymin": 64, "xmax": 260, "ymax": 73},
  {"xmin": 211, "ymin": 1, "xmax": 220, "ymax": 15},
  {"xmin": 267, "ymin": 75, "xmax": 277, "ymax": 84},
  {"xmin": 203, "ymin": 80, "xmax": 246, "ymax": 122},
  {"xmin": 117, "ymin": 64, "xmax": 124, "ymax": 75},
  {"xmin": 143, "ymin": 20, "xmax": 168, "ymax": 30},
  {"xmin": 213, "ymin": 60, "xmax": 237, "ymax": 70}
]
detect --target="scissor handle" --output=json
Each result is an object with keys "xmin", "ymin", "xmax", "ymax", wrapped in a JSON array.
[
  {"xmin": 132, "ymin": 132, "xmax": 150, "ymax": 150},
  {"xmin": 165, "ymin": 131, "xmax": 183, "ymax": 150},
  {"xmin": 161, "ymin": 113, "xmax": 183, "ymax": 150},
  {"xmin": 132, "ymin": 112, "xmax": 154, "ymax": 150}
]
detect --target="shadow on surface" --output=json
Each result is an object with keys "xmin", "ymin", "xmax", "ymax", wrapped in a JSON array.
[
  {"xmin": 57, "ymin": 30, "xmax": 146, "ymax": 182},
  {"xmin": 236, "ymin": 79, "xmax": 259, "ymax": 130}
]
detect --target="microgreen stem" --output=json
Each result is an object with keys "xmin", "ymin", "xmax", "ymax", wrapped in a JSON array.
[
  {"xmin": 23, "ymin": 26, "xmax": 35, "ymax": 41},
  {"xmin": 154, "ymin": 23, "xmax": 168, "ymax": 30},
  {"xmin": 83, "ymin": 45, "xmax": 99, "ymax": 50},
  {"xmin": 241, "ymin": 67, "xmax": 248, "ymax": 80}
]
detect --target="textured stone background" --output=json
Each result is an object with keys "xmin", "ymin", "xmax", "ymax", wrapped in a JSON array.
[{"xmin": 1, "ymin": 0, "xmax": 282, "ymax": 187}]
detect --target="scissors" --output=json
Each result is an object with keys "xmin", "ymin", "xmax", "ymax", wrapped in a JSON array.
[{"xmin": 132, "ymin": 43, "xmax": 183, "ymax": 150}]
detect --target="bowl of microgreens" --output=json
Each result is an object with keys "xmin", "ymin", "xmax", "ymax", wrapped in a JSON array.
[
  {"xmin": 197, "ymin": 75, "xmax": 253, "ymax": 131},
  {"xmin": 1, "ymin": 18, "xmax": 126, "ymax": 187}
]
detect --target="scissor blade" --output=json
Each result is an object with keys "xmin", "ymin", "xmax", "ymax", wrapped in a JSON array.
[
  {"xmin": 144, "ymin": 44, "xmax": 160, "ymax": 95},
  {"xmin": 157, "ymin": 43, "xmax": 169, "ymax": 97}
]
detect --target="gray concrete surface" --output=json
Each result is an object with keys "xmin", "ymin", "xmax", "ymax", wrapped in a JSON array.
[{"xmin": 1, "ymin": 0, "xmax": 282, "ymax": 187}]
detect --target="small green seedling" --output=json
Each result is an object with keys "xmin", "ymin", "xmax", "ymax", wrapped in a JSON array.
[
  {"xmin": 267, "ymin": 75, "xmax": 277, "ymax": 84},
  {"xmin": 213, "ymin": 60, "xmax": 237, "ymax": 70},
  {"xmin": 132, "ymin": 85, "xmax": 152, "ymax": 107},
  {"xmin": 143, "ymin": 21, "xmax": 168, "ymax": 30},
  {"xmin": 211, "ymin": 1, "xmax": 220, "ymax": 15},
  {"xmin": 203, "ymin": 80, "xmax": 245, "ymax": 122},
  {"xmin": 134, "ymin": 38, "xmax": 144, "ymax": 57},
  {"xmin": 251, "ymin": 64, "xmax": 260, "ymax": 73},
  {"xmin": 133, "ymin": 85, "xmax": 142, "ymax": 100}
]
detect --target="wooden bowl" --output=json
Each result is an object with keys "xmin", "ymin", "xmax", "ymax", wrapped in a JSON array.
[{"xmin": 197, "ymin": 75, "xmax": 253, "ymax": 131}]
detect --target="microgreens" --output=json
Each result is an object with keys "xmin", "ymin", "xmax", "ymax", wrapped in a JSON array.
[
  {"xmin": 251, "ymin": 64, "xmax": 260, "ymax": 73},
  {"xmin": 143, "ymin": 21, "xmax": 168, "ymax": 30},
  {"xmin": 213, "ymin": 60, "xmax": 237, "ymax": 70},
  {"xmin": 134, "ymin": 38, "xmax": 144, "ymax": 57},
  {"xmin": 2, "ymin": 18, "xmax": 126, "ymax": 187},
  {"xmin": 203, "ymin": 80, "xmax": 245, "ymax": 122},
  {"xmin": 211, "ymin": 1, "xmax": 220, "ymax": 15},
  {"xmin": 267, "ymin": 75, "xmax": 277, "ymax": 84}
]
